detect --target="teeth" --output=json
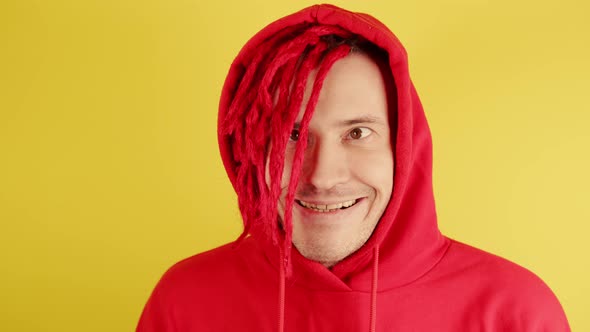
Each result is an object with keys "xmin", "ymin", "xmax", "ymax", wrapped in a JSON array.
[{"xmin": 298, "ymin": 199, "xmax": 357, "ymax": 212}]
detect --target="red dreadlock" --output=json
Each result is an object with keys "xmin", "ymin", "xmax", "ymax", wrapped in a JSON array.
[{"xmin": 220, "ymin": 24, "xmax": 359, "ymax": 273}]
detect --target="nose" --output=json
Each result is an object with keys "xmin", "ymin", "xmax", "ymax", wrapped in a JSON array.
[{"xmin": 302, "ymin": 139, "xmax": 349, "ymax": 190}]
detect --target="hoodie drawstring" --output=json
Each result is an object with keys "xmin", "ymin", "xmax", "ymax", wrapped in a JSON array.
[
  {"xmin": 279, "ymin": 249, "xmax": 286, "ymax": 332},
  {"xmin": 370, "ymin": 246, "xmax": 379, "ymax": 332}
]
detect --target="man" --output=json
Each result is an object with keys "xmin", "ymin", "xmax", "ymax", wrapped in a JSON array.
[{"xmin": 138, "ymin": 4, "xmax": 569, "ymax": 331}]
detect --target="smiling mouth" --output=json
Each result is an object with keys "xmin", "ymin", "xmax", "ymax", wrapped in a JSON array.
[{"xmin": 296, "ymin": 199, "xmax": 359, "ymax": 213}]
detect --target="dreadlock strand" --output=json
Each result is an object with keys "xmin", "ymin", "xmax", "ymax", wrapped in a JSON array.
[
  {"xmin": 227, "ymin": 23, "xmax": 362, "ymax": 255},
  {"xmin": 230, "ymin": 25, "xmax": 320, "ymax": 245},
  {"xmin": 266, "ymin": 42, "xmax": 328, "ymax": 236},
  {"xmin": 282, "ymin": 43, "xmax": 352, "ymax": 273},
  {"xmin": 246, "ymin": 40, "xmax": 326, "ymax": 242},
  {"xmin": 222, "ymin": 24, "xmax": 309, "ymax": 134},
  {"xmin": 246, "ymin": 42, "xmax": 314, "ymax": 163},
  {"xmin": 267, "ymin": 41, "xmax": 328, "ymax": 189}
]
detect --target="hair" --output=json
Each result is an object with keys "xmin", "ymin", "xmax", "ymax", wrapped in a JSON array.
[{"xmin": 220, "ymin": 24, "xmax": 392, "ymax": 272}]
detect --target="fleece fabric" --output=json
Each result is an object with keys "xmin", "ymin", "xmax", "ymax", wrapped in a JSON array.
[{"xmin": 137, "ymin": 4, "xmax": 570, "ymax": 331}]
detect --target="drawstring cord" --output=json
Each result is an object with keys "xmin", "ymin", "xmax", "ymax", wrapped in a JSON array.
[
  {"xmin": 370, "ymin": 246, "xmax": 380, "ymax": 332},
  {"xmin": 279, "ymin": 248, "xmax": 286, "ymax": 332}
]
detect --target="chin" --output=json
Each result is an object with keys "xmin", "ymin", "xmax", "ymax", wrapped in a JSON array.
[{"xmin": 295, "ymin": 246, "xmax": 343, "ymax": 267}]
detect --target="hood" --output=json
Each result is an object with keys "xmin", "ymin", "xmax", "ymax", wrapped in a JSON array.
[{"xmin": 218, "ymin": 4, "xmax": 449, "ymax": 291}]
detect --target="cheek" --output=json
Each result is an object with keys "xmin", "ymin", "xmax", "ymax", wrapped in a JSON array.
[
  {"xmin": 351, "ymin": 149, "xmax": 394, "ymax": 194},
  {"xmin": 265, "ymin": 145, "xmax": 296, "ymax": 191},
  {"xmin": 280, "ymin": 148, "xmax": 296, "ymax": 189}
]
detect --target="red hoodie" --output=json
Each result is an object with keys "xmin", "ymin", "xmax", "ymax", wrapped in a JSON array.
[{"xmin": 137, "ymin": 4, "xmax": 570, "ymax": 331}]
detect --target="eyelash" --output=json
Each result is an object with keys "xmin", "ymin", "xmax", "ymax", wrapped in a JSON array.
[{"xmin": 288, "ymin": 127, "xmax": 373, "ymax": 142}]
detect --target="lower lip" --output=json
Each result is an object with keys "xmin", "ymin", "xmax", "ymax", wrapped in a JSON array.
[{"xmin": 295, "ymin": 198, "xmax": 365, "ymax": 218}]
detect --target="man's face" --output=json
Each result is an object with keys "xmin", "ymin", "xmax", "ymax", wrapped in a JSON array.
[{"xmin": 271, "ymin": 53, "xmax": 394, "ymax": 267}]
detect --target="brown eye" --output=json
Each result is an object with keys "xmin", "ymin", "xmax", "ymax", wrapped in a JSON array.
[
  {"xmin": 347, "ymin": 127, "xmax": 372, "ymax": 140},
  {"xmin": 348, "ymin": 127, "xmax": 373, "ymax": 140},
  {"xmin": 350, "ymin": 128, "xmax": 362, "ymax": 139},
  {"xmin": 289, "ymin": 129, "xmax": 300, "ymax": 141}
]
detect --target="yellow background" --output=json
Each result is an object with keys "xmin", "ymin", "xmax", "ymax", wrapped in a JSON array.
[{"xmin": 1, "ymin": 0, "xmax": 588, "ymax": 330}]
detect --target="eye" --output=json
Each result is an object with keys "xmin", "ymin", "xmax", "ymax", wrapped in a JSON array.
[
  {"xmin": 289, "ymin": 129, "xmax": 300, "ymax": 141},
  {"xmin": 347, "ymin": 127, "xmax": 372, "ymax": 140}
]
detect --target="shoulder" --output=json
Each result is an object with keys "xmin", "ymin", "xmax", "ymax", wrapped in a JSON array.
[
  {"xmin": 158, "ymin": 237, "xmax": 266, "ymax": 292},
  {"xmin": 137, "ymin": 237, "xmax": 273, "ymax": 331},
  {"xmin": 435, "ymin": 238, "xmax": 570, "ymax": 331},
  {"xmin": 442, "ymin": 239, "xmax": 553, "ymax": 289}
]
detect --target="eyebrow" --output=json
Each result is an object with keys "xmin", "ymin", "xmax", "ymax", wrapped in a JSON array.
[
  {"xmin": 293, "ymin": 115, "xmax": 387, "ymax": 129},
  {"xmin": 338, "ymin": 115, "xmax": 386, "ymax": 127}
]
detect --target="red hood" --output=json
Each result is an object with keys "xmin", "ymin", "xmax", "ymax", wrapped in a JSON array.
[{"xmin": 218, "ymin": 4, "xmax": 449, "ymax": 291}]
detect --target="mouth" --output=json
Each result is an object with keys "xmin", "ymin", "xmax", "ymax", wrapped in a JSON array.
[{"xmin": 295, "ymin": 199, "xmax": 359, "ymax": 213}]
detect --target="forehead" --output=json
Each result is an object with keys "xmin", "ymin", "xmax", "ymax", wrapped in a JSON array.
[{"xmin": 298, "ymin": 53, "xmax": 392, "ymax": 126}]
